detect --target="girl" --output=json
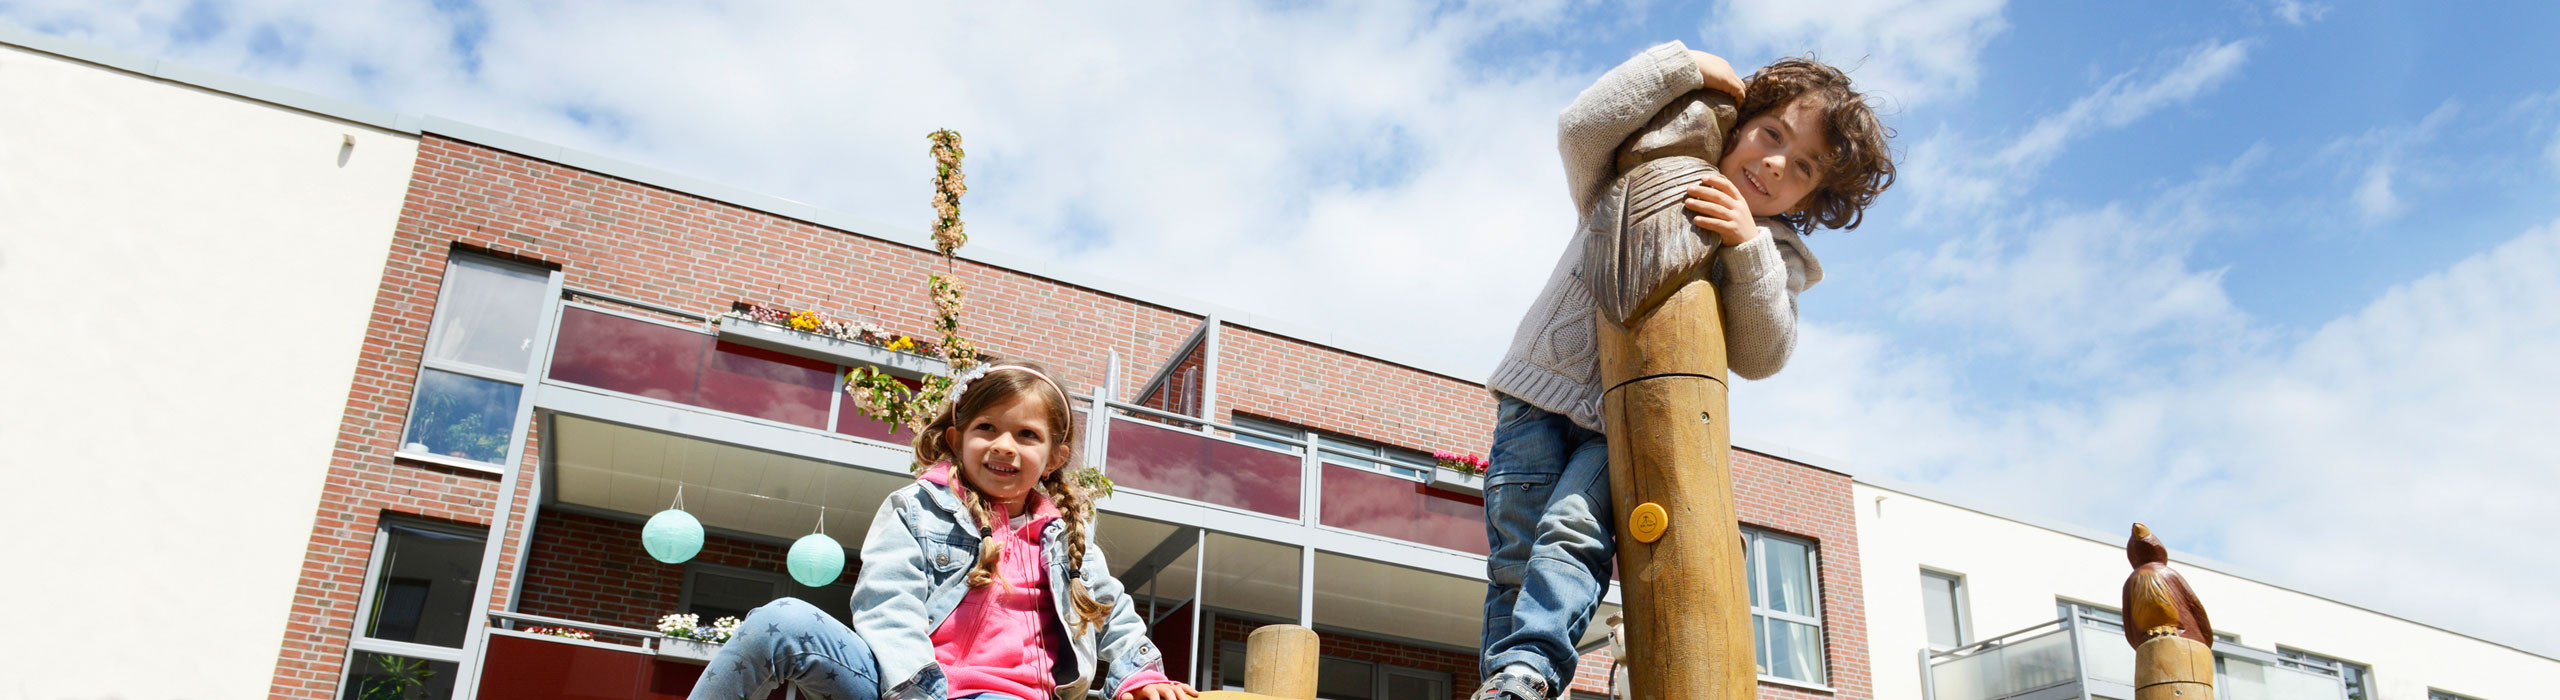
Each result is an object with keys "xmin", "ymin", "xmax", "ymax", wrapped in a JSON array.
[{"xmin": 688, "ymin": 360, "xmax": 1199, "ymax": 700}]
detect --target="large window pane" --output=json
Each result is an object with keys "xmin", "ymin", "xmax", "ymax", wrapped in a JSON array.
[
  {"xmin": 401, "ymin": 369, "xmax": 524, "ymax": 464},
  {"xmin": 1763, "ymin": 618, "xmax": 1825, "ymax": 684},
  {"xmin": 338, "ymin": 653, "xmax": 460, "ymax": 700},
  {"xmin": 1761, "ymin": 536, "xmax": 1815, "ymax": 617},
  {"xmin": 685, "ymin": 567, "xmax": 782, "ymax": 622},
  {"xmin": 424, "ymin": 255, "xmax": 549, "ymax": 372},
  {"xmin": 362, "ymin": 522, "xmax": 488, "ymax": 648},
  {"xmin": 1922, "ymin": 571, "xmax": 1964, "ymax": 649}
]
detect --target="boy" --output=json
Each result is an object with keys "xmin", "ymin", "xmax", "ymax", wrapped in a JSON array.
[{"xmin": 1477, "ymin": 41, "xmax": 1894, "ymax": 700}]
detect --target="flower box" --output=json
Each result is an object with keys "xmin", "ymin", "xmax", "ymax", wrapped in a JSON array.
[
  {"xmin": 717, "ymin": 314, "xmax": 947, "ymax": 376},
  {"xmin": 657, "ymin": 638, "xmax": 722, "ymax": 664},
  {"xmin": 1428, "ymin": 467, "xmax": 1485, "ymax": 497}
]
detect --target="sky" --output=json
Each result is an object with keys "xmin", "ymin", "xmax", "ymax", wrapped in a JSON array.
[{"xmin": 9, "ymin": 0, "xmax": 2558, "ymax": 658}]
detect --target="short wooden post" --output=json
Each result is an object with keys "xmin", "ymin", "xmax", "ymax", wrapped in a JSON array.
[
  {"xmin": 2134, "ymin": 635, "xmax": 2214, "ymax": 700},
  {"xmin": 1599, "ymin": 279, "xmax": 1755, "ymax": 700},
  {"xmin": 1199, "ymin": 624, "xmax": 1320, "ymax": 700}
]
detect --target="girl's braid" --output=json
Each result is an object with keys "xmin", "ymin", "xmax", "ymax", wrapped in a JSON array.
[{"xmin": 1044, "ymin": 474, "xmax": 1113, "ymax": 634}]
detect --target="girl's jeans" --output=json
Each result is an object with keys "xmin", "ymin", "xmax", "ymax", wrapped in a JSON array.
[
  {"xmin": 1479, "ymin": 396, "xmax": 1617, "ymax": 696},
  {"xmin": 685, "ymin": 598, "xmax": 883, "ymax": 700}
]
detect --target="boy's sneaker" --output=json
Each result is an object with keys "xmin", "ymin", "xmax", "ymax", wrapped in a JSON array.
[{"xmin": 1473, "ymin": 664, "xmax": 1550, "ymax": 700}]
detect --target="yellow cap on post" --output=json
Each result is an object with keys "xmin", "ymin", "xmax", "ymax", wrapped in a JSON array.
[{"xmin": 1630, "ymin": 502, "xmax": 1669, "ymax": 543}]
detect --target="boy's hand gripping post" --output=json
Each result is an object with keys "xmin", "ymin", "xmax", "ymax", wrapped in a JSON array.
[{"xmin": 1588, "ymin": 88, "xmax": 1757, "ymax": 700}]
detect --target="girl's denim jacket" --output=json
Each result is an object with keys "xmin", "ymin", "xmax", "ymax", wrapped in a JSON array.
[{"xmin": 850, "ymin": 470, "xmax": 1167, "ymax": 700}]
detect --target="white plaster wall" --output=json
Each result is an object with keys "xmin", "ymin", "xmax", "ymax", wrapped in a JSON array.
[
  {"xmin": 1855, "ymin": 481, "xmax": 2559, "ymax": 700},
  {"xmin": 0, "ymin": 43, "xmax": 417, "ymax": 699}
]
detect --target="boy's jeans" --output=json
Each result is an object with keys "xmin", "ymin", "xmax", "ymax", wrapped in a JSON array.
[{"xmin": 1480, "ymin": 395, "xmax": 1618, "ymax": 695}]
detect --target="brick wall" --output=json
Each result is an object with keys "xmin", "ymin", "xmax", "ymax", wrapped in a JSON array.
[
  {"xmin": 1216, "ymin": 325, "xmax": 1498, "ymax": 457},
  {"xmin": 511, "ymin": 509, "xmax": 847, "ymax": 631}
]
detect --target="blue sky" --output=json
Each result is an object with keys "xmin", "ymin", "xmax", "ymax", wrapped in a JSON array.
[{"xmin": 10, "ymin": 0, "xmax": 2558, "ymax": 657}]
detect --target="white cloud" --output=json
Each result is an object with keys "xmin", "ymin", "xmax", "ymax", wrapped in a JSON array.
[
  {"xmin": 1992, "ymin": 39, "xmax": 2252, "ymax": 174},
  {"xmin": 1704, "ymin": 0, "xmax": 2010, "ymax": 107},
  {"xmin": 1742, "ymin": 217, "xmax": 2560, "ymax": 656},
  {"xmin": 2270, "ymin": 0, "xmax": 2330, "ymax": 26},
  {"xmin": 2352, "ymin": 162, "xmax": 2401, "ymax": 218}
]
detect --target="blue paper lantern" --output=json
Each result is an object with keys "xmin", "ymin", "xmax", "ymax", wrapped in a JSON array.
[
  {"xmin": 642, "ymin": 508, "xmax": 704, "ymax": 564},
  {"xmin": 788, "ymin": 533, "xmax": 846, "ymax": 586}
]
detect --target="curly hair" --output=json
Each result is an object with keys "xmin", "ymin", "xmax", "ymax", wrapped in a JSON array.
[{"xmin": 1732, "ymin": 57, "xmax": 1897, "ymax": 232}]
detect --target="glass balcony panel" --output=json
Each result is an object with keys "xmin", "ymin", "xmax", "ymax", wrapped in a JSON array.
[
  {"xmin": 1318, "ymin": 464, "xmax": 1488, "ymax": 555},
  {"xmin": 403, "ymin": 368, "xmax": 524, "ymax": 464},
  {"xmin": 2002, "ymin": 625, "xmax": 2075, "ymax": 693},
  {"xmin": 1105, "ymin": 417, "xmax": 1301, "ymax": 518},
  {"xmin": 339, "ymin": 652, "xmax": 461, "ymax": 700},
  {"xmin": 698, "ymin": 341, "xmax": 835, "ymax": 429},
  {"xmin": 834, "ymin": 372, "xmax": 923, "ymax": 445},
  {"xmin": 2078, "ymin": 624, "xmax": 2137, "ymax": 685},
  {"xmin": 2222, "ymin": 655, "xmax": 2272, "ymax": 700},
  {"xmin": 1932, "ymin": 644, "xmax": 2008, "ymax": 700},
  {"xmin": 2268, "ymin": 663, "xmax": 2348, "ymax": 700},
  {"xmin": 549, "ymin": 307, "xmax": 710, "ymax": 403}
]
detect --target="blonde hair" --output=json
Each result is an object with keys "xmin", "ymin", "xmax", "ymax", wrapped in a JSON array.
[{"xmin": 910, "ymin": 360, "xmax": 1112, "ymax": 634}]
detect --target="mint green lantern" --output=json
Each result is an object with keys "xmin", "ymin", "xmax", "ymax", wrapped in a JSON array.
[
  {"xmin": 643, "ymin": 508, "xmax": 704, "ymax": 564},
  {"xmin": 789, "ymin": 533, "xmax": 845, "ymax": 587}
]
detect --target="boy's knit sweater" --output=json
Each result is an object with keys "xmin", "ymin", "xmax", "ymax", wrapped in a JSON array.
[{"xmin": 1488, "ymin": 41, "xmax": 1824, "ymax": 433}]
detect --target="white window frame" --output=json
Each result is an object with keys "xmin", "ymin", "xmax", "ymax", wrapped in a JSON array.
[
  {"xmin": 1744, "ymin": 527, "xmax": 1826, "ymax": 685},
  {"xmin": 395, "ymin": 252, "xmax": 562, "ymax": 474},
  {"xmin": 1231, "ymin": 416, "xmax": 1430, "ymax": 481},
  {"xmin": 2277, "ymin": 646, "xmax": 2373, "ymax": 700},
  {"xmin": 341, "ymin": 518, "xmax": 490, "ymax": 697},
  {"xmin": 1919, "ymin": 568, "xmax": 1971, "ymax": 651}
]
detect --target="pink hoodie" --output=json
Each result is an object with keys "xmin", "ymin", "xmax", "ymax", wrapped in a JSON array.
[{"xmin": 922, "ymin": 465, "xmax": 1173, "ymax": 700}]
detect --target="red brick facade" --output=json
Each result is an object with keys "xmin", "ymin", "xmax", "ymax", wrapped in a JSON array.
[{"xmin": 272, "ymin": 133, "xmax": 1866, "ymax": 700}]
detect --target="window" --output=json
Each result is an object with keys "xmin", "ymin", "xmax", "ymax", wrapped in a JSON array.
[
  {"xmin": 1232, "ymin": 416, "xmax": 1432, "ymax": 479},
  {"xmin": 1920, "ymin": 569, "xmax": 1969, "ymax": 650},
  {"xmin": 1214, "ymin": 642, "xmax": 1451, "ymax": 700},
  {"xmin": 2278, "ymin": 648, "xmax": 2372, "ymax": 700},
  {"xmin": 2428, "ymin": 690, "xmax": 2484, "ymax": 700},
  {"xmin": 680, "ymin": 563, "xmax": 855, "ymax": 625},
  {"xmin": 399, "ymin": 253, "xmax": 557, "ymax": 469},
  {"xmin": 2059, "ymin": 599, "xmax": 2123, "ymax": 631},
  {"xmin": 341, "ymin": 519, "xmax": 489, "ymax": 700},
  {"xmin": 1745, "ymin": 528, "xmax": 1824, "ymax": 684}
]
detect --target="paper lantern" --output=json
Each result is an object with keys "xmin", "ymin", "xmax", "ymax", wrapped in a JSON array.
[
  {"xmin": 788, "ymin": 533, "xmax": 846, "ymax": 587},
  {"xmin": 642, "ymin": 508, "xmax": 704, "ymax": 564}
]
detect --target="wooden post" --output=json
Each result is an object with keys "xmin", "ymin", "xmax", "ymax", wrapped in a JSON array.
[
  {"xmin": 2134, "ymin": 636, "xmax": 2214, "ymax": 700},
  {"xmin": 1599, "ymin": 277, "xmax": 1755, "ymax": 700},
  {"xmin": 1199, "ymin": 624, "xmax": 1320, "ymax": 700}
]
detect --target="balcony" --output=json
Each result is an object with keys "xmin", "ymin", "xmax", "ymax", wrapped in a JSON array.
[{"xmin": 1924, "ymin": 611, "xmax": 2351, "ymax": 700}]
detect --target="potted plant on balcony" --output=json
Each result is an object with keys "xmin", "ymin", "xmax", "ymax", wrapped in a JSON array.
[
  {"xmin": 654, "ymin": 613, "xmax": 741, "ymax": 663},
  {"xmin": 1428, "ymin": 451, "xmax": 1489, "ymax": 496}
]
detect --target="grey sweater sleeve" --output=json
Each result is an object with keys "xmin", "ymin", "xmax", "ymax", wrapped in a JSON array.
[
  {"xmin": 1560, "ymin": 41, "xmax": 1709, "ymax": 215},
  {"xmin": 1720, "ymin": 220, "xmax": 1824, "ymax": 380}
]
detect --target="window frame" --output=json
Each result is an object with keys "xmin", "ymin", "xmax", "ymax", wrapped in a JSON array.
[
  {"xmin": 1744, "ymin": 527, "xmax": 1826, "ymax": 685},
  {"xmin": 1919, "ymin": 568, "xmax": 1971, "ymax": 651},
  {"xmin": 2277, "ymin": 646, "xmax": 2374, "ymax": 700},
  {"xmin": 2428, "ymin": 690, "xmax": 2486, "ymax": 700},
  {"xmin": 339, "ymin": 517, "xmax": 491, "ymax": 698},
  {"xmin": 395, "ymin": 252, "xmax": 563, "ymax": 473},
  {"xmin": 1231, "ymin": 415, "xmax": 1430, "ymax": 481}
]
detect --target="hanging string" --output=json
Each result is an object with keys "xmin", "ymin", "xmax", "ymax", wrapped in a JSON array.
[{"xmin": 672, "ymin": 482, "xmax": 686, "ymax": 511}]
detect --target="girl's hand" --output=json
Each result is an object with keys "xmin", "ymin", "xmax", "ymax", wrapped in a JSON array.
[
  {"xmin": 1689, "ymin": 50, "xmax": 1746, "ymax": 100},
  {"xmin": 1118, "ymin": 681, "xmax": 1201, "ymax": 700},
  {"xmin": 1686, "ymin": 173, "xmax": 1761, "ymax": 247}
]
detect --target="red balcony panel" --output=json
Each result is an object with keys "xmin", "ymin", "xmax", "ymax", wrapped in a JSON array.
[
  {"xmin": 835, "ymin": 373, "xmax": 924, "ymax": 445},
  {"xmin": 550, "ymin": 307, "xmax": 710, "ymax": 403},
  {"xmin": 1105, "ymin": 418, "xmax": 1300, "ymax": 518},
  {"xmin": 476, "ymin": 633, "xmax": 651, "ymax": 700},
  {"xmin": 1319, "ymin": 465, "xmax": 1488, "ymax": 555},
  {"xmin": 699, "ymin": 340, "xmax": 835, "ymax": 429}
]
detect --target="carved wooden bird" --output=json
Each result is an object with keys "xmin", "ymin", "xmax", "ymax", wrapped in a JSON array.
[{"xmin": 2121, "ymin": 522, "xmax": 2213, "ymax": 649}]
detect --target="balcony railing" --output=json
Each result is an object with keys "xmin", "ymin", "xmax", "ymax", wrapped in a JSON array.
[
  {"xmin": 472, "ymin": 611, "xmax": 742, "ymax": 700},
  {"xmin": 546, "ymin": 301, "xmax": 1490, "ymax": 557},
  {"xmin": 1924, "ymin": 612, "xmax": 2348, "ymax": 700}
]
